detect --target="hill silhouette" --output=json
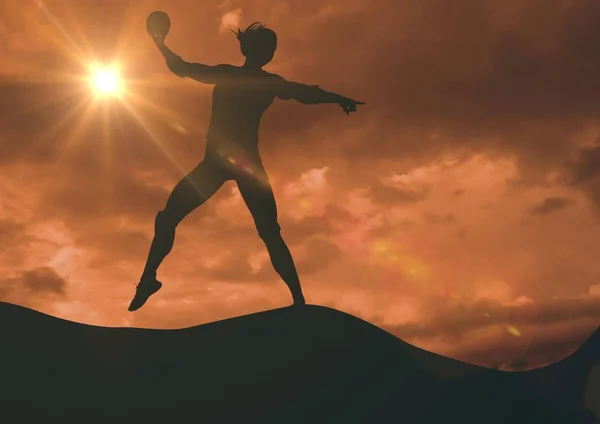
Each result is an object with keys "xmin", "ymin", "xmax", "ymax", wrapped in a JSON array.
[{"xmin": 0, "ymin": 301, "xmax": 598, "ymax": 423}]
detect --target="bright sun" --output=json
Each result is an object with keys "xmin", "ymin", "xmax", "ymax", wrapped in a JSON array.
[{"xmin": 90, "ymin": 66, "xmax": 122, "ymax": 96}]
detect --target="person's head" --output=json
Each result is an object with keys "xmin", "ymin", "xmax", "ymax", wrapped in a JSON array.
[{"xmin": 232, "ymin": 22, "xmax": 277, "ymax": 67}]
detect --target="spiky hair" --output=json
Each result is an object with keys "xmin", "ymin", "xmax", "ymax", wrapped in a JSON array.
[
  {"xmin": 231, "ymin": 22, "xmax": 270, "ymax": 41},
  {"xmin": 232, "ymin": 22, "xmax": 277, "ymax": 49}
]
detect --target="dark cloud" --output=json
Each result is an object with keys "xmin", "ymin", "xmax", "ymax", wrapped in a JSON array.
[
  {"xmin": 368, "ymin": 182, "xmax": 430, "ymax": 206},
  {"xmin": 566, "ymin": 143, "xmax": 600, "ymax": 184},
  {"xmin": 357, "ymin": 0, "xmax": 600, "ymax": 126},
  {"xmin": 564, "ymin": 143, "xmax": 600, "ymax": 208},
  {"xmin": 0, "ymin": 266, "xmax": 68, "ymax": 305},
  {"xmin": 265, "ymin": 0, "xmax": 600, "ymax": 183},
  {"xmin": 21, "ymin": 266, "xmax": 68, "ymax": 294},
  {"xmin": 530, "ymin": 197, "xmax": 575, "ymax": 216}
]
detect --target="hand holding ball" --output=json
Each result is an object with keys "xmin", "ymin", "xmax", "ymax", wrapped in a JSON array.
[
  {"xmin": 146, "ymin": 11, "xmax": 171, "ymax": 39},
  {"xmin": 146, "ymin": 10, "xmax": 182, "ymax": 66}
]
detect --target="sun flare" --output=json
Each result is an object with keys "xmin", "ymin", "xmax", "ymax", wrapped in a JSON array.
[{"xmin": 90, "ymin": 66, "xmax": 122, "ymax": 97}]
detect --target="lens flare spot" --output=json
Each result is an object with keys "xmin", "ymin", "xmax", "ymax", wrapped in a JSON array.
[
  {"xmin": 506, "ymin": 325, "xmax": 521, "ymax": 337},
  {"xmin": 169, "ymin": 121, "xmax": 188, "ymax": 134},
  {"xmin": 369, "ymin": 239, "xmax": 430, "ymax": 280}
]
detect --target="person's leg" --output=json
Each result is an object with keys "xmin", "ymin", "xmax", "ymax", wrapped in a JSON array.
[
  {"xmin": 129, "ymin": 159, "xmax": 227, "ymax": 311},
  {"xmin": 236, "ymin": 170, "xmax": 305, "ymax": 306}
]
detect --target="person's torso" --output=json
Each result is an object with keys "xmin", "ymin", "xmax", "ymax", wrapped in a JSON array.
[{"xmin": 205, "ymin": 67, "xmax": 276, "ymax": 149}]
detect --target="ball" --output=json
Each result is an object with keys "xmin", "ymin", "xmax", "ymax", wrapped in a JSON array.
[{"xmin": 146, "ymin": 11, "xmax": 171, "ymax": 37}]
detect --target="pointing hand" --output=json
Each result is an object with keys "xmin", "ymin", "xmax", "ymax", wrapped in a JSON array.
[{"xmin": 338, "ymin": 96, "xmax": 365, "ymax": 115}]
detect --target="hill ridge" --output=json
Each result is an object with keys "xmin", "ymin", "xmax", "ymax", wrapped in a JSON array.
[{"xmin": 0, "ymin": 300, "xmax": 597, "ymax": 423}]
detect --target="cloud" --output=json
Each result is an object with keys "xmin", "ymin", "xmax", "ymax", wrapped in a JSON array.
[
  {"xmin": 279, "ymin": 215, "xmax": 331, "ymax": 245},
  {"xmin": 198, "ymin": 248, "xmax": 275, "ymax": 283},
  {"xmin": 294, "ymin": 237, "xmax": 341, "ymax": 274},
  {"xmin": 567, "ymin": 143, "xmax": 600, "ymax": 185},
  {"xmin": 0, "ymin": 266, "xmax": 68, "ymax": 306},
  {"xmin": 564, "ymin": 143, "xmax": 600, "ymax": 209},
  {"xmin": 192, "ymin": 234, "xmax": 341, "ymax": 284},
  {"xmin": 530, "ymin": 197, "xmax": 575, "ymax": 216},
  {"xmin": 45, "ymin": 171, "xmax": 170, "ymax": 222},
  {"xmin": 21, "ymin": 266, "xmax": 67, "ymax": 293},
  {"xmin": 220, "ymin": 9, "xmax": 243, "ymax": 32},
  {"xmin": 384, "ymin": 295, "xmax": 600, "ymax": 341},
  {"xmin": 83, "ymin": 227, "xmax": 151, "ymax": 269},
  {"xmin": 368, "ymin": 182, "xmax": 430, "ymax": 206}
]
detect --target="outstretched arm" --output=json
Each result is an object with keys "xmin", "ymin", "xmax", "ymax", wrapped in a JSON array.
[
  {"xmin": 273, "ymin": 75, "xmax": 365, "ymax": 115},
  {"xmin": 153, "ymin": 36, "xmax": 234, "ymax": 84}
]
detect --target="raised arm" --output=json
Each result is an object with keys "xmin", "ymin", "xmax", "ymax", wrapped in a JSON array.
[
  {"xmin": 272, "ymin": 74, "xmax": 365, "ymax": 115},
  {"xmin": 153, "ymin": 36, "xmax": 235, "ymax": 84}
]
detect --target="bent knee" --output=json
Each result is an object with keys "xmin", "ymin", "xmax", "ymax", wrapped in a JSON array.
[{"xmin": 155, "ymin": 209, "xmax": 180, "ymax": 229}]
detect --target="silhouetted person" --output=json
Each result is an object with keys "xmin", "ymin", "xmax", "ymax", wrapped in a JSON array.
[{"xmin": 129, "ymin": 22, "xmax": 364, "ymax": 311}]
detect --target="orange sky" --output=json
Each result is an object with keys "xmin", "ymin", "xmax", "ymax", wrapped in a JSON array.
[{"xmin": 1, "ymin": 0, "xmax": 600, "ymax": 370}]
